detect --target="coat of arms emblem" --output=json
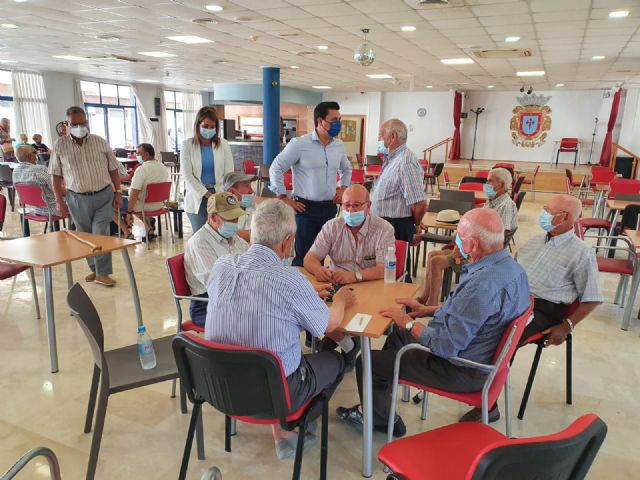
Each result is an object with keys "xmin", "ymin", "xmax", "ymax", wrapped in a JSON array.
[{"xmin": 510, "ymin": 93, "xmax": 552, "ymax": 148}]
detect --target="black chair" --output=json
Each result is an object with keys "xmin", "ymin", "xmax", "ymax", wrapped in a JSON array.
[
  {"xmin": 36, "ymin": 153, "xmax": 50, "ymax": 166},
  {"xmin": 514, "ymin": 191, "xmax": 526, "ymax": 211},
  {"xmin": 366, "ymin": 154, "xmax": 383, "ymax": 166},
  {"xmin": 511, "ymin": 175, "xmax": 525, "ymax": 198},
  {"xmin": 425, "ymin": 163, "xmax": 444, "ymax": 194},
  {"xmin": 172, "ymin": 332, "xmax": 331, "ymax": 480},
  {"xmin": 606, "ymin": 204, "xmax": 640, "ymax": 257},
  {"xmin": 160, "ymin": 151, "xmax": 178, "ymax": 173},
  {"xmin": 0, "ymin": 164, "xmax": 15, "ymax": 212},
  {"xmin": 439, "ymin": 190, "xmax": 475, "ymax": 204},
  {"xmin": 113, "ymin": 148, "xmax": 127, "ymax": 158},
  {"xmin": 460, "ymin": 175, "xmax": 487, "ymax": 184}
]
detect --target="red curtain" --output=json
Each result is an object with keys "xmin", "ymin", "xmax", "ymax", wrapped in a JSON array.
[
  {"xmin": 599, "ymin": 88, "xmax": 622, "ymax": 166},
  {"xmin": 450, "ymin": 91, "xmax": 462, "ymax": 160}
]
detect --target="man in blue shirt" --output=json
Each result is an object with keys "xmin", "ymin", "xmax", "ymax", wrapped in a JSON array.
[
  {"xmin": 270, "ymin": 101, "xmax": 352, "ymax": 266},
  {"xmin": 336, "ymin": 208, "xmax": 530, "ymax": 437}
]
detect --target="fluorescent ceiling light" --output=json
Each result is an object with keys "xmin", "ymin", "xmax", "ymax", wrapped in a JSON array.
[
  {"xmin": 0, "ymin": 59, "xmax": 16, "ymax": 63},
  {"xmin": 516, "ymin": 70, "xmax": 545, "ymax": 76},
  {"xmin": 290, "ymin": 65, "xmax": 300, "ymax": 69},
  {"xmin": 316, "ymin": 45, "xmax": 329, "ymax": 50},
  {"xmin": 14, "ymin": 0, "xmax": 28, "ymax": 2},
  {"xmin": 425, "ymin": 85, "xmax": 433, "ymax": 89},
  {"xmin": 487, "ymin": 85, "xmax": 495, "ymax": 89},
  {"xmin": 312, "ymin": 85, "xmax": 331, "ymax": 89},
  {"xmin": 138, "ymin": 51, "xmax": 177, "ymax": 58},
  {"xmin": 401, "ymin": 25, "xmax": 416, "ymax": 32},
  {"xmin": 505, "ymin": 36, "xmax": 520, "ymax": 42},
  {"xmin": 592, "ymin": 55, "xmax": 605, "ymax": 60},
  {"xmin": 206, "ymin": 79, "xmax": 213, "ymax": 82},
  {"xmin": 138, "ymin": 79, "xmax": 158, "ymax": 83},
  {"xmin": 441, "ymin": 57, "xmax": 474, "ymax": 65},
  {"xmin": 366, "ymin": 74, "xmax": 393, "ymax": 79},
  {"xmin": 609, "ymin": 11, "xmax": 629, "ymax": 18},
  {"xmin": 555, "ymin": 83, "xmax": 565, "ymax": 87},
  {"xmin": 53, "ymin": 55, "xmax": 88, "ymax": 61},
  {"xmin": 205, "ymin": 4, "xmax": 223, "ymax": 12},
  {"xmin": 166, "ymin": 35, "xmax": 214, "ymax": 44},
  {"xmin": 1, "ymin": 24, "xmax": 19, "ymax": 29}
]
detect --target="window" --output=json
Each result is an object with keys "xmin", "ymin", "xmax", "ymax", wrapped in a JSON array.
[
  {"xmin": 164, "ymin": 90, "xmax": 184, "ymax": 152},
  {"xmin": 81, "ymin": 81, "xmax": 137, "ymax": 148},
  {"xmin": 0, "ymin": 70, "xmax": 15, "ymax": 139}
]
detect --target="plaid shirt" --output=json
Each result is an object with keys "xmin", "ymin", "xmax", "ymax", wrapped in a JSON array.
[
  {"xmin": 483, "ymin": 193, "xmax": 518, "ymax": 231},
  {"xmin": 12, "ymin": 162, "xmax": 57, "ymax": 216},
  {"xmin": 370, "ymin": 144, "xmax": 426, "ymax": 218}
]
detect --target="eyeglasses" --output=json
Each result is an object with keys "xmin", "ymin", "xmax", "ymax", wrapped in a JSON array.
[{"xmin": 343, "ymin": 202, "xmax": 368, "ymax": 210}]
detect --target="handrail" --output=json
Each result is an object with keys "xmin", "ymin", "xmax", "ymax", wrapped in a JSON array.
[
  {"xmin": 422, "ymin": 137, "xmax": 453, "ymax": 164},
  {"xmin": 611, "ymin": 143, "xmax": 640, "ymax": 179},
  {"xmin": 1, "ymin": 447, "xmax": 61, "ymax": 480}
]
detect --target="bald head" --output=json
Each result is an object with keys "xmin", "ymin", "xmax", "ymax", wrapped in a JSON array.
[
  {"xmin": 543, "ymin": 194, "xmax": 582, "ymax": 235},
  {"xmin": 342, "ymin": 184, "xmax": 371, "ymax": 222},
  {"xmin": 16, "ymin": 146, "xmax": 36, "ymax": 164},
  {"xmin": 457, "ymin": 208, "xmax": 504, "ymax": 260}
]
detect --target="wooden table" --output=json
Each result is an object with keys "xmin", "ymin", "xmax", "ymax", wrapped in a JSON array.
[
  {"xmin": 0, "ymin": 231, "xmax": 141, "ymax": 372},
  {"xmin": 474, "ymin": 190, "xmax": 487, "ymax": 202},
  {"xmin": 420, "ymin": 212, "xmax": 459, "ymax": 232},
  {"xmin": 298, "ymin": 268, "xmax": 418, "ymax": 477}
]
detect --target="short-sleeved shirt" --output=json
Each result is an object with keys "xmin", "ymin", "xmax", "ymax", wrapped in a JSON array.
[
  {"xmin": 49, "ymin": 134, "xmax": 119, "ymax": 193},
  {"xmin": 205, "ymin": 244, "xmax": 329, "ymax": 376},
  {"xmin": 12, "ymin": 162, "xmax": 57, "ymax": 216},
  {"xmin": 309, "ymin": 214, "xmax": 395, "ymax": 272},
  {"xmin": 32, "ymin": 143, "xmax": 49, "ymax": 154},
  {"xmin": 370, "ymin": 144, "xmax": 426, "ymax": 219},
  {"xmin": 517, "ymin": 230, "xmax": 603, "ymax": 304},
  {"xmin": 483, "ymin": 193, "xmax": 518, "ymax": 231},
  {"xmin": 129, "ymin": 160, "xmax": 170, "ymax": 211}
]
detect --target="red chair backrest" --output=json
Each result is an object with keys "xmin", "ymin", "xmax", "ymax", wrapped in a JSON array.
[
  {"xmin": 444, "ymin": 171, "xmax": 450, "ymax": 182},
  {"xmin": 419, "ymin": 160, "xmax": 429, "ymax": 170},
  {"xmin": 609, "ymin": 178, "xmax": 640, "ymax": 198},
  {"xmin": 0, "ymin": 193, "xmax": 6, "ymax": 229},
  {"xmin": 351, "ymin": 169, "xmax": 365, "ymax": 183},
  {"xmin": 366, "ymin": 165, "xmax": 382, "ymax": 173},
  {"xmin": 495, "ymin": 163, "xmax": 515, "ymax": 171},
  {"xmin": 532, "ymin": 165, "xmax": 540, "ymax": 176},
  {"xmin": 144, "ymin": 181, "xmax": 172, "ymax": 204},
  {"xmin": 356, "ymin": 153, "xmax": 363, "ymax": 167},
  {"xmin": 590, "ymin": 166, "xmax": 615, "ymax": 184},
  {"xmin": 283, "ymin": 171, "xmax": 293, "ymax": 190},
  {"xmin": 476, "ymin": 170, "xmax": 490, "ymax": 179},
  {"xmin": 459, "ymin": 182, "xmax": 484, "ymax": 192},
  {"xmin": 14, "ymin": 183, "xmax": 47, "ymax": 208},
  {"xmin": 467, "ymin": 162, "xmax": 473, "ymax": 174},
  {"xmin": 395, "ymin": 240, "xmax": 408, "ymax": 280},
  {"xmin": 565, "ymin": 177, "xmax": 573, "ymax": 195},
  {"xmin": 560, "ymin": 138, "xmax": 579, "ymax": 150},
  {"xmin": 243, "ymin": 160, "xmax": 256, "ymax": 175},
  {"xmin": 166, "ymin": 253, "xmax": 193, "ymax": 297}
]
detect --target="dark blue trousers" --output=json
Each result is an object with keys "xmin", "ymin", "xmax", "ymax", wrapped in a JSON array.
[
  {"xmin": 292, "ymin": 200, "xmax": 337, "ymax": 267},
  {"xmin": 189, "ymin": 293, "xmax": 209, "ymax": 327}
]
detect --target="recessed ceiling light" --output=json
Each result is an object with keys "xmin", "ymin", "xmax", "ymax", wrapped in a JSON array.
[
  {"xmin": 316, "ymin": 45, "xmax": 329, "ymax": 50},
  {"xmin": 441, "ymin": 57, "xmax": 474, "ymax": 65},
  {"xmin": 0, "ymin": 59, "xmax": 16, "ymax": 63},
  {"xmin": 53, "ymin": 55, "xmax": 88, "ymax": 61},
  {"xmin": 401, "ymin": 25, "xmax": 416, "ymax": 32},
  {"xmin": 206, "ymin": 79, "xmax": 213, "ymax": 82},
  {"xmin": 505, "ymin": 36, "xmax": 520, "ymax": 42},
  {"xmin": 166, "ymin": 35, "xmax": 214, "ymax": 44},
  {"xmin": 516, "ymin": 70, "xmax": 545, "ymax": 76},
  {"xmin": 96, "ymin": 34, "xmax": 120, "ymax": 41},
  {"xmin": 312, "ymin": 85, "xmax": 332, "ymax": 89},
  {"xmin": 425, "ymin": 85, "xmax": 433, "ymax": 89},
  {"xmin": 205, "ymin": 4, "xmax": 223, "ymax": 12},
  {"xmin": 13, "ymin": 0, "xmax": 28, "ymax": 3},
  {"xmin": 366, "ymin": 74, "xmax": 393, "ymax": 79},
  {"xmin": 555, "ymin": 83, "xmax": 565, "ymax": 87},
  {"xmin": 592, "ymin": 55, "xmax": 606, "ymax": 60},
  {"xmin": 1, "ymin": 23, "xmax": 19, "ymax": 29},
  {"xmin": 609, "ymin": 10, "xmax": 629, "ymax": 18},
  {"xmin": 487, "ymin": 85, "xmax": 495, "ymax": 89},
  {"xmin": 138, "ymin": 79, "xmax": 158, "ymax": 83},
  {"xmin": 138, "ymin": 51, "xmax": 177, "ymax": 58},
  {"xmin": 290, "ymin": 65, "xmax": 300, "ymax": 69}
]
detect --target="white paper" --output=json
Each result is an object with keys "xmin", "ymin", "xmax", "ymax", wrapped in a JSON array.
[{"xmin": 345, "ymin": 313, "xmax": 372, "ymax": 333}]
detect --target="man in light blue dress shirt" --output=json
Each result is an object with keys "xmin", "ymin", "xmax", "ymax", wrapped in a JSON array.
[{"xmin": 270, "ymin": 101, "xmax": 352, "ymax": 266}]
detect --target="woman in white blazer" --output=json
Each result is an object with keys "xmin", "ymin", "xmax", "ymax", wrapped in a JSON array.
[{"xmin": 180, "ymin": 106, "xmax": 235, "ymax": 232}]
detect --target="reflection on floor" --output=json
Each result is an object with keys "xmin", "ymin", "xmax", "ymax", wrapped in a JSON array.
[{"xmin": 0, "ymin": 191, "xmax": 639, "ymax": 479}]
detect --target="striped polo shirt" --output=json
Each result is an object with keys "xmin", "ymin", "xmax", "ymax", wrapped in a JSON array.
[
  {"xmin": 370, "ymin": 144, "xmax": 426, "ymax": 218},
  {"xmin": 204, "ymin": 244, "xmax": 328, "ymax": 376}
]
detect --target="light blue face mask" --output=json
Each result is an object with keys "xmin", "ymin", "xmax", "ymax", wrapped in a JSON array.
[
  {"xmin": 455, "ymin": 233, "xmax": 469, "ymax": 260},
  {"xmin": 539, "ymin": 210, "xmax": 557, "ymax": 232},
  {"xmin": 218, "ymin": 221, "xmax": 238, "ymax": 238},
  {"xmin": 200, "ymin": 126, "xmax": 217, "ymax": 140},
  {"xmin": 483, "ymin": 183, "xmax": 497, "ymax": 199},
  {"xmin": 136, "ymin": 155, "xmax": 143, "ymax": 164},
  {"xmin": 239, "ymin": 194, "xmax": 254, "ymax": 209},
  {"xmin": 342, "ymin": 210, "xmax": 366, "ymax": 227},
  {"xmin": 377, "ymin": 140, "xmax": 389, "ymax": 156}
]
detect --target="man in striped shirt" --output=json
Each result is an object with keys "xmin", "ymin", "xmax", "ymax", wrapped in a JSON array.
[
  {"xmin": 50, "ymin": 106, "xmax": 122, "ymax": 287},
  {"xmin": 205, "ymin": 199, "xmax": 355, "ymax": 459}
]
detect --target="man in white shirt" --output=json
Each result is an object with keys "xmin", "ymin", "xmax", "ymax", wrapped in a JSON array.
[
  {"xmin": 222, "ymin": 171, "xmax": 257, "ymax": 242},
  {"xmin": 184, "ymin": 192, "xmax": 249, "ymax": 326}
]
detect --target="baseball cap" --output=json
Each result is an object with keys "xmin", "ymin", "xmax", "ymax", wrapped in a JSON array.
[
  {"xmin": 223, "ymin": 171, "xmax": 258, "ymax": 191},
  {"xmin": 206, "ymin": 192, "xmax": 246, "ymax": 220}
]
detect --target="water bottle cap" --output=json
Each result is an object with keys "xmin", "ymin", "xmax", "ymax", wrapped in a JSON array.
[{"xmin": 137, "ymin": 325, "xmax": 146, "ymax": 333}]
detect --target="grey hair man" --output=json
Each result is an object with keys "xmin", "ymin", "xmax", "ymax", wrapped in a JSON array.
[
  {"xmin": 204, "ymin": 199, "xmax": 355, "ymax": 459},
  {"xmin": 13, "ymin": 145, "xmax": 59, "ymax": 220},
  {"xmin": 484, "ymin": 167, "xmax": 518, "ymax": 231}
]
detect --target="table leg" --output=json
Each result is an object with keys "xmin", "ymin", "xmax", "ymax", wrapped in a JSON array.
[
  {"xmin": 621, "ymin": 269, "xmax": 640, "ymax": 331},
  {"xmin": 65, "ymin": 262, "xmax": 74, "ymax": 316},
  {"xmin": 178, "ymin": 213, "xmax": 183, "ymax": 239},
  {"xmin": 608, "ymin": 211, "xmax": 619, "ymax": 247},
  {"xmin": 121, "ymin": 249, "xmax": 143, "ymax": 327},
  {"xmin": 43, "ymin": 267, "xmax": 58, "ymax": 373},
  {"xmin": 361, "ymin": 337, "xmax": 373, "ymax": 478}
]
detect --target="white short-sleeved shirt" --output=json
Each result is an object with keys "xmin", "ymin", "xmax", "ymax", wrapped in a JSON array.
[{"xmin": 129, "ymin": 160, "xmax": 170, "ymax": 211}]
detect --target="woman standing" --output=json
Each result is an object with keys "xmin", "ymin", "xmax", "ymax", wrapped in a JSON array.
[{"xmin": 180, "ymin": 106, "xmax": 235, "ymax": 232}]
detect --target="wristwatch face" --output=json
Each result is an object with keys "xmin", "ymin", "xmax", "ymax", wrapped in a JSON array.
[
  {"xmin": 355, "ymin": 271, "xmax": 362, "ymax": 282},
  {"xmin": 405, "ymin": 321, "xmax": 414, "ymax": 331}
]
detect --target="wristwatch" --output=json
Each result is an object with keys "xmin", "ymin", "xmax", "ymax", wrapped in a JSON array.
[
  {"xmin": 405, "ymin": 321, "xmax": 415, "ymax": 331},
  {"xmin": 354, "ymin": 270, "xmax": 363, "ymax": 282}
]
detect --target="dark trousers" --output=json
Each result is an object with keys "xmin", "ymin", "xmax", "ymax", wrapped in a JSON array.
[
  {"xmin": 292, "ymin": 200, "xmax": 337, "ymax": 267},
  {"xmin": 519, "ymin": 298, "xmax": 566, "ymax": 347},
  {"xmin": 189, "ymin": 293, "xmax": 209, "ymax": 327},
  {"xmin": 356, "ymin": 330, "xmax": 487, "ymax": 427},
  {"xmin": 286, "ymin": 351, "xmax": 345, "ymax": 414}
]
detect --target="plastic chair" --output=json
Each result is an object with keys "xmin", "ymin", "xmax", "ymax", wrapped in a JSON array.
[
  {"xmin": 0, "ymin": 246, "xmax": 40, "ymax": 319},
  {"xmin": 366, "ymin": 154, "xmax": 383, "ymax": 166},
  {"xmin": 440, "ymin": 190, "xmax": 475, "ymax": 204},
  {"xmin": 442, "ymin": 171, "xmax": 454, "ymax": 190},
  {"xmin": 0, "ymin": 163, "xmax": 15, "ymax": 211},
  {"xmin": 351, "ymin": 168, "xmax": 365, "ymax": 184},
  {"xmin": 386, "ymin": 299, "xmax": 534, "ymax": 443},
  {"xmin": 113, "ymin": 147, "xmax": 128, "ymax": 158},
  {"xmin": 378, "ymin": 413, "xmax": 607, "ymax": 480},
  {"xmin": 161, "ymin": 151, "xmax": 178, "ymax": 174},
  {"xmin": 475, "ymin": 169, "xmax": 490, "ymax": 179},
  {"xmin": 590, "ymin": 166, "xmax": 615, "ymax": 185},
  {"xmin": 283, "ymin": 171, "xmax": 293, "ymax": 191},
  {"xmin": 521, "ymin": 165, "xmax": 540, "ymax": 200},
  {"xmin": 243, "ymin": 159, "xmax": 258, "ymax": 175},
  {"xmin": 511, "ymin": 176, "xmax": 525, "ymax": 199},
  {"xmin": 608, "ymin": 178, "xmax": 640, "ymax": 199},
  {"xmin": 459, "ymin": 175, "xmax": 486, "ymax": 185},
  {"xmin": 556, "ymin": 138, "xmax": 579, "ymax": 166},
  {"xmin": 459, "ymin": 182, "xmax": 484, "ymax": 192},
  {"xmin": 395, "ymin": 240, "xmax": 408, "ymax": 282},
  {"xmin": 172, "ymin": 332, "xmax": 332, "ymax": 480},
  {"xmin": 132, "ymin": 181, "xmax": 174, "ymax": 249},
  {"xmin": 14, "ymin": 183, "xmax": 68, "ymax": 235},
  {"xmin": 494, "ymin": 162, "xmax": 515, "ymax": 170},
  {"xmin": 66, "ymin": 283, "xmax": 181, "ymax": 480},
  {"xmin": 425, "ymin": 163, "xmax": 444, "ymax": 194},
  {"xmin": 514, "ymin": 191, "xmax": 526, "ymax": 211}
]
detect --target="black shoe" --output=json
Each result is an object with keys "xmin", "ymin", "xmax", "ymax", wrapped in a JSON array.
[
  {"xmin": 316, "ymin": 337, "xmax": 338, "ymax": 352},
  {"xmin": 342, "ymin": 337, "xmax": 361, "ymax": 372},
  {"xmin": 304, "ymin": 331, "xmax": 313, "ymax": 349},
  {"xmin": 459, "ymin": 405, "xmax": 500, "ymax": 423},
  {"xmin": 336, "ymin": 405, "xmax": 406, "ymax": 438}
]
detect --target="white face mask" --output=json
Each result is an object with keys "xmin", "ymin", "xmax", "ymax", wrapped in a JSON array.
[{"xmin": 70, "ymin": 125, "xmax": 89, "ymax": 139}]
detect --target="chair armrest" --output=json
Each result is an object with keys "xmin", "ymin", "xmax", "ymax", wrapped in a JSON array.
[
  {"xmin": 175, "ymin": 295, "xmax": 209, "ymax": 302},
  {"xmin": 393, "ymin": 343, "xmax": 494, "ymax": 374}
]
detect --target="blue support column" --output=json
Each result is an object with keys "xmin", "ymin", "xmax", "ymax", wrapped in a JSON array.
[{"xmin": 262, "ymin": 67, "xmax": 280, "ymax": 165}]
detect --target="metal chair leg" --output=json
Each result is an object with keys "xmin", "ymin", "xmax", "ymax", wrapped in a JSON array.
[
  {"xmin": 320, "ymin": 400, "xmax": 328, "ymax": 480},
  {"xmin": 224, "ymin": 415, "xmax": 232, "ymax": 452},
  {"xmin": 86, "ymin": 389, "xmax": 109, "ymax": 480},
  {"xmin": 28, "ymin": 267, "xmax": 40, "ymax": 319},
  {"xmin": 171, "ymin": 378, "xmax": 177, "ymax": 398},
  {"xmin": 196, "ymin": 406, "xmax": 205, "ymax": 460},
  {"xmin": 292, "ymin": 420, "xmax": 306, "ymax": 480},
  {"xmin": 84, "ymin": 366, "xmax": 100, "ymax": 433},
  {"xmin": 420, "ymin": 390, "xmax": 428, "ymax": 420},
  {"xmin": 517, "ymin": 342, "xmax": 543, "ymax": 420},
  {"xmin": 566, "ymin": 333, "xmax": 572, "ymax": 405},
  {"xmin": 178, "ymin": 403, "xmax": 201, "ymax": 480},
  {"xmin": 505, "ymin": 373, "xmax": 512, "ymax": 438},
  {"xmin": 402, "ymin": 385, "xmax": 410, "ymax": 402},
  {"xmin": 167, "ymin": 212, "xmax": 175, "ymax": 244}
]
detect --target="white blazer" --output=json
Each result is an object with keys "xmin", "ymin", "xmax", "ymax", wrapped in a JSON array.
[{"xmin": 180, "ymin": 137, "xmax": 235, "ymax": 214}]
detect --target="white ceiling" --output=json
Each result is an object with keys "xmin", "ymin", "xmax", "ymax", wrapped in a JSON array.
[{"xmin": 0, "ymin": 0, "xmax": 639, "ymax": 92}]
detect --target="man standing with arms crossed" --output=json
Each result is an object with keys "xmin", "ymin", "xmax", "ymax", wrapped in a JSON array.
[{"xmin": 50, "ymin": 106, "xmax": 122, "ymax": 286}]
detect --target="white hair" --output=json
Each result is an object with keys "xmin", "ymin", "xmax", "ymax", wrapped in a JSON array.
[
  {"xmin": 490, "ymin": 168, "xmax": 512, "ymax": 192},
  {"xmin": 459, "ymin": 209, "xmax": 504, "ymax": 250},
  {"xmin": 473, "ymin": 224, "xmax": 504, "ymax": 249},
  {"xmin": 383, "ymin": 119, "xmax": 408, "ymax": 143},
  {"xmin": 558, "ymin": 194, "xmax": 583, "ymax": 222},
  {"xmin": 250, "ymin": 199, "xmax": 297, "ymax": 248}
]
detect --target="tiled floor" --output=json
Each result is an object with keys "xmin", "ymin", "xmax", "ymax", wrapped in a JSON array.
[{"xmin": 1, "ymin": 191, "xmax": 639, "ymax": 479}]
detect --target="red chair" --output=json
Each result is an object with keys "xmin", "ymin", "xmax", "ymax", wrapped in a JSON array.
[
  {"xmin": 351, "ymin": 168, "xmax": 365, "ymax": 184},
  {"xmin": 172, "ymin": 332, "xmax": 332, "ymax": 480},
  {"xmin": 242, "ymin": 159, "xmax": 258, "ymax": 176},
  {"xmin": 283, "ymin": 170, "xmax": 293, "ymax": 191},
  {"xmin": 467, "ymin": 161, "xmax": 473, "ymax": 175},
  {"xmin": 355, "ymin": 153, "xmax": 363, "ymax": 167},
  {"xmin": 424, "ymin": 163, "xmax": 444, "ymax": 194},
  {"xmin": 590, "ymin": 165, "xmax": 615, "ymax": 185},
  {"xmin": 475, "ymin": 169, "xmax": 490, "ymax": 179},
  {"xmin": 378, "ymin": 413, "xmax": 607, "ymax": 480},
  {"xmin": 14, "ymin": 183, "xmax": 68, "ymax": 234},
  {"xmin": 0, "ymin": 192, "xmax": 6, "ymax": 232},
  {"xmin": 442, "ymin": 171, "xmax": 454, "ymax": 190},
  {"xmin": 386, "ymin": 299, "xmax": 534, "ymax": 443},
  {"xmin": 608, "ymin": 178, "xmax": 640, "ymax": 198},
  {"xmin": 459, "ymin": 182, "xmax": 483, "ymax": 192},
  {"xmin": 521, "ymin": 165, "xmax": 540, "ymax": 200},
  {"xmin": 132, "ymin": 181, "xmax": 174, "ymax": 248},
  {"xmin": 556, "ymin": 137, "xmax": 580, "ymax": 166},
  {"xmin": 395, "ymin": 240, "xmax": 408, "ymax": 281},
  {"xmin": 0, "ymin": 258, "xmax": 40, "ymax": 319},
  {"xmin": 494, "ymin": 162, "xmax": 515, "ymax": 170}
]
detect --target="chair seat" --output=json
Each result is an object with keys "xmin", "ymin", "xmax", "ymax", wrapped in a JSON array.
[
  {"xmin": 596, "ymin": 257, "xmax": 634, "ymax": 275},
  {"xmin": 521, "ymin": 179, "xmax": 533, "ymax": 185},
  {"xmin": 378, "ymin": 422, "xmax": 506, "ymax": 480},
  {"xmin": 0, "ymin": 262, "xmax": 29, "ymax": 280},
  {"xmin": 133, "ymin": 208, "xmax": 169, "ymax": 217},
  {"xmin": 181, "ymin": 320, "xmax": 204, "ymax": 333},
  {"xmin": 422, "ymin": 232, "xmax": 454, "ymax": 244},
  {"xmin": 23, "ymin": 213, "xmax": 67, "ymax": 222},
  {"xmin": 580, "ymin": 198, "xmax": 595, "ymax": 206},
  {"xmin": 105, "ymin": 335, "xmax": 179, "ymax": 394},
  {"xmin": 234, "ymin": 399, "xmax": 312, "ymax": 426},
  {"xmin": 579, "ymin": 218, "xmax": 611, "ymax": 229},
  {"xmin": 400, "ymin": 378, "xmax": 486, "ymax": 408}
]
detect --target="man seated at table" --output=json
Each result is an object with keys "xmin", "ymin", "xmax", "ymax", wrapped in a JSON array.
[
  {"xmin": 459, "ymin": 193, "xmax": 602, "ymax": 423},
  {"xmin": 413, "ymin": 167, "xmax": 518, "ymax": 306},
  {"xmin": 31, "ymin": 134, "xmax": 51, "ymax": 155},
  {"xmin": 184, "ymin": 192, "xmax": 248, "ymax": 327},
  {"xmin": 13, "ymin": 145, "xmax": 60, "ymax": 221},
  {"xmin": 205, "ymin": 199, "xmax": 355, "ymax": 459},
  {"xmin": 304, "ymin": 184, "xmax": 395, "ymax": 366},
  {"xmin": 222, "ymin": 171, "xmax": 257, "ymax": 242},
  {"xmin": 336, "ymin": 208, "xmax": 530, "ymax": 437}
]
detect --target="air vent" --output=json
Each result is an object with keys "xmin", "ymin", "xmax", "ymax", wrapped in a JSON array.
[
  {"xmin": 192, "ymin": 17, "xmax": 218, "ymax": 25},
  {"xmin": 87, "ymin": 54, "xmax": 144, "ymax": 63},
  {"xmin": 473, "ymin": 49, "xmax": 532, "ymax": 59},
  {"xmin": 297, "ymin": 51, "xmax": 317, "ymax": 56},
  {"xmin": 416, "ymin": 0, "xmax": 449, "ymax": 4},
  {"xmin": 279, "ymin": 32, "xmax": 300, "ymax": 37}
]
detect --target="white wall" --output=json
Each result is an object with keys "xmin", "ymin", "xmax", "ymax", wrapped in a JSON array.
[
  {"xmin": 324, "ymin": 91, "xmax": 381, "ymax": 157},
  {"xmin": 41, "ymin": 71, "xmax": 75, "ymax": 140},
  {"xmin": 619, "ymin": 89, "xmax": 640, "ymax": 155}
]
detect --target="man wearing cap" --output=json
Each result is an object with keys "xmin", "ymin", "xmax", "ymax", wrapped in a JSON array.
[
  {"xmin": 183, "ymin": 192, "xmax": 248, "ymax": 327},
  {"xmin": 222, "ymin": 171, "xmax": 257, "ymax": 242}
]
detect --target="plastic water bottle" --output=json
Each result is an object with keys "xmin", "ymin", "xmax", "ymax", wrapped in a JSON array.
[
  {"xmin": 384, "ymin": 246, "xmax": 396, "ymax": 284},
  {"xmin": 137, "ymin": 325, "xmax": 156, "ymax": 370}
]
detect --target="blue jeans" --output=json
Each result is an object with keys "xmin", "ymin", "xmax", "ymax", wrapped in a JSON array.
[{"xmin": 189, "ymin": 293, "xmax": 208, "ymax": 327}]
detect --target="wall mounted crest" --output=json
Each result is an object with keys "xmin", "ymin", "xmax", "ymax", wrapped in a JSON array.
[{"xmin": 510, "ymin": 93, "xmax": 552, "ymax": 148}]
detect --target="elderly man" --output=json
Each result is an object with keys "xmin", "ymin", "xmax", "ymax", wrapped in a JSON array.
[
  {"xmin": 31, "ymin": 134, "xmax": 50, "ymax": 155},
  {"xmin": 49, "ymin": 106, "xmax": 122, "ymax": 287},
  {"xmin": 0, "ymin": 118, "xmax": 15, "ymax": 162},
  {"xmin": 459, "ymin": 193, "xmax": 602, "ymax": 423},
  {"xmin": 336, "ymin": 209, "xmax": 530, "ymax": 437},
  {"xmin": 222, "ymin": 171, "xmax": 258, "ymax": 242},
  {"xmin": 205, "ymin": 199, "xmax": 355, "ymax": 458},
  {"xmin": 270, "ymin": 101, "xmax": 352, "ymax": 267},
  {"xmin": 184, "ymin": 192, "xmax": 248, "ymax": 327},
  {"xmin": 409, "ymin": 167, "xmax": 519, "ymax": 306}
]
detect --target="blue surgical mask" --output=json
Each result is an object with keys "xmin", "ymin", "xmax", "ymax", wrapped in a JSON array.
[
  {"xmin": 218, "ymin": 221, "xmax": 238, "ymax": 238},
  {"xmin": 455, "ymin": 233, "xmax": 469, "ymax": 259},
  {"xmin": 283, "ymin": 257, "xmax": 290, "ymax": 266},
  {"xmin": 342, "ymin": 210, "xmax": 366, "ymax": 227},
  {"xmin": 327, "ymin": 120, "xmax": 341, "ymax": 137},
  {"xmin": 539, "ymin": 210, "xmax": 557, "ymax": 232},
  {"xmin": 483, "ymin": 183, "xmax": 497, "ymax": 199},
  {"xmin": 239, "ymin": 194, "xmax": 254, "ymax": 209},
  {"xmin": 136, "ymin": 155, "xmax": 143, "ymax": 164},
  {"xmin": 200, "ymin": 127, "xmax": 217, "ymax": 140},
  {"xmin": 377, "ymin": 140, "xmax": 389, "ymax": 156}
]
